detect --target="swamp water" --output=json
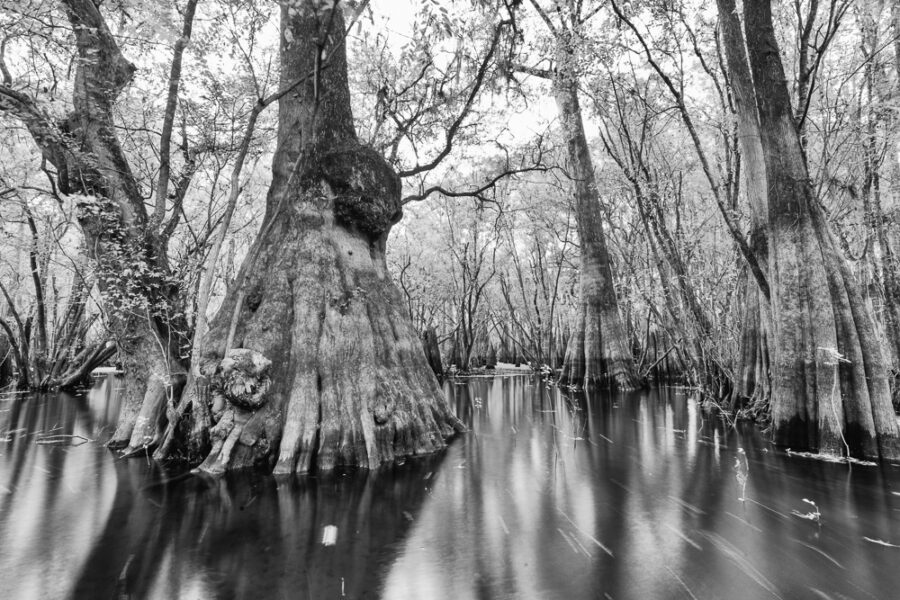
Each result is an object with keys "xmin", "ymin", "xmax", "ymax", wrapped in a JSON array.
[{"xmin": 1, "ymin": 375, "xmax": 899, "ymax": 599}]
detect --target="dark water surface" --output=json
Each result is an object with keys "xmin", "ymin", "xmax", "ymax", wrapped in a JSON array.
[{"xmin": 2, "ymin": 376, "xmax": 900, "ymax": 599}]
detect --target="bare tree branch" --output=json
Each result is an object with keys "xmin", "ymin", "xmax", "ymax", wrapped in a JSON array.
[
  {"xmin": 397, "ymin": 19, "xmax": 512, "ymax": 178},
  {"xmin": 403, "ymin": 165, "xmax": 551, "ymax": 204}
]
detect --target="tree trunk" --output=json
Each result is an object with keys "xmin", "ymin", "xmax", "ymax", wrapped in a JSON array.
[
  {"xmin": 64, "ymin": 0, "xmax": 186, "ymax": 451},
  {"xmin": 0, "ymin": 325, "xmax": 13, "ymax": 387},
  {"xmin": 422, "ymin": 327, "xmax": 444, "ymax": 380},
  {"xmin": 742, "ymin": 0, "xmax": 900, "ymax": 459},
  {"xmin": 858, "ymin": 6, "xmax": 900, "ymax": 408},
  {"xmin": 0, "ymin": 0, "xmax": 188, "ymax": 446},
  {"xmin": 157, "ymin": 2, "xmax": 462, "ymax": 474},
  {"xmin": 732, "ymin": 265, "xmax": 771, "ymax": 411},
  {"xmin": 553, "ymin": 78, "xmax": 641, "ymax": 390},
  {"xmin": 717, "ymin": 0, "xmax": 773, "ymax": 409}
]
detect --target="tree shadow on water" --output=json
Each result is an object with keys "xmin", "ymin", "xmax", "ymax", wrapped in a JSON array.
[{"xmin": 70, "ymin": 450, "xmax": 449, "ymax": 600}]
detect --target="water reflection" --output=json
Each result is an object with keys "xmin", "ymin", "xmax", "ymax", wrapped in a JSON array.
[
  {"xmin": 383, "ymin": 378, "xmax": 900, "ymax": 600},
  {"xmin": 0, "ymin": 386, "xmax": 118, "ymax": 599},
  {"xmin": 2, "ymin": 376, "xmax": 900, "ymax": 599},
  {"xmin": 72, "ymin": 456, "xmax": 442, "ymax": 599}
]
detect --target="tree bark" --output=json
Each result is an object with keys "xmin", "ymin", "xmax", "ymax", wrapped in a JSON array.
[
  {"xmin": 157, "ymin": 1, "xmax": 462, "ymax": 474},
  {"xmin": 554, "ymin": 78, "xmax": 641, "ymax": 390},
  {"xmin": 0, "ymin": 309, "xmax": 15, "ymax": 386},
  {"xmin": 717, "ymin": 0, "xmax": 773, "ymax": 409},
  {"xmin": 741, "ymin": 0, "xmax": 900, "ymax": 459},
  {"xmin": 422, "ymin": 327, "xmax": 444, "ymax": 380}
]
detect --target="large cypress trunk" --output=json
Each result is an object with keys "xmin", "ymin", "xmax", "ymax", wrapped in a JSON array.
[
  {"xmin": 157, "ymin": 2, "xmax": 462, "ymax": 474},
  {"xmin": 553, "ymin": 78, "xmax": 641, "ymax": 390},
  {"xmin": 740, "ymin": 0, "xmax": 900, "ymax": 460},
  {"xmin": 717, "ymin": 0, "xmax": 773, "ymax": 409}
]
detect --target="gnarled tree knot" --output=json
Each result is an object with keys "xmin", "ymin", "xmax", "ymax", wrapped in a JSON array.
[
  {"xmin": 211, "ymin": 348, "xmax": 272, "ymax": 413},
  {"xmin": 304, "ymin": 143, "xmax": 402, "ymax": 238}
]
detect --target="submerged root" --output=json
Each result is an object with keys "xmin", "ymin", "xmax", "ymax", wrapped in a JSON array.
[
  {"xmin": 559, "ymin": 351, "xmax": 643, "ymax": 392},
  {"xmin": 605, "ymin": 362, "xmax": 643, "ymax": 392},
  {"xmin": 559, "ymin": 307, "xmax": 643, "ymax": 392}
]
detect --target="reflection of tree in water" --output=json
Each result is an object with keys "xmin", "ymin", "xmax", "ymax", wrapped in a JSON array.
[
  {"xmin": 570, "ymin": 386, "xmax": 712, "ymax": 598},
  {"xmin": 72, "ymin": 452, "xmax": 446, "ymax": 599},
  {"xmin": 394, "ymin": 378, "xmax": 741, "ymax": 599},
  {"xmin": 388, "ymin": 377, "xmax": 629, "ymax": 597},
  {"xmin": 0, "ymin": 392, "xmax": 118, "ymax": 600}
]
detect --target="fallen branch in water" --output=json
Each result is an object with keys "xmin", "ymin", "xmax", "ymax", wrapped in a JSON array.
[
  {"xmin": 785, "ymin": 448, "xmax": 877, "ymax": 466},
  {"xmin": 863, "ymin": 537, "xmax": 900, "ymax": 548},
  {"xmin": 0, "ymin": 427, "xmax": 27, "ymax": 442},
  {"xmin": 35, "ymin": 433, "xmax": 94, "ymax": 446}
]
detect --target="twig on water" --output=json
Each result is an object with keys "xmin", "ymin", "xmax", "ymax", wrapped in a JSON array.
[{"xmin": 34, "ymin": 433, "xmax": 94, "ymax": 446}]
